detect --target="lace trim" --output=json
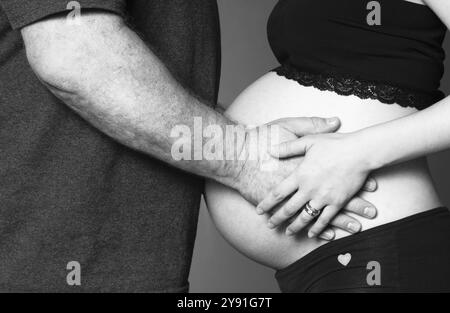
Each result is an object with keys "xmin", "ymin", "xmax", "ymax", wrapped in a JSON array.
[{"xmin": 273, "ymin": 63, "xmax": 443, "ymax": 110}]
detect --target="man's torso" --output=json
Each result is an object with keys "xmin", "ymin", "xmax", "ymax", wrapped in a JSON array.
[{"xmin": 0, "ymin": 0, "xmax": 220, "ymax": 292}]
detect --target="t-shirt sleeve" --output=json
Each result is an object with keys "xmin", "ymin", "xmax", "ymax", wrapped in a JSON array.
[{"xmin": 0, "ymin": 0, "xmax": 127, "ymax": 30}]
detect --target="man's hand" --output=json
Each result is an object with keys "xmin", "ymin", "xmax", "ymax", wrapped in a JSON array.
[
  {"xmin": 234, "ymin": 117, "xmax": 377, "ymax": 240},
  {"xmin": 20, "ymin": 13, "xmax": 376, "ymax": 240}
]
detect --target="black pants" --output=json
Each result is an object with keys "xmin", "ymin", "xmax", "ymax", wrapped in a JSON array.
[{"xmin": 276, "ymin": 207, "xmax": 450, "ymax": 293}]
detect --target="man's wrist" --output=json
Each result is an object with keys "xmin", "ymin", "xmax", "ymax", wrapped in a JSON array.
[
  {"xmin": 204, "ymin": 122, "xmax": 249, "ymax": 190},
  {"xmin": 221, "ymin": 127, "xmax": 251, "ymax": 190}
]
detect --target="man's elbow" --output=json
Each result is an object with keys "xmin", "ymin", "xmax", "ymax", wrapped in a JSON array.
[
  {"xmin": 23, "ymin": 28, "xmax": 84, "ymax": 91},
  {"xmin": 21, "ymin": 12, "xmax": 125, "ymax": 92},
  {"xmin": 25, "ymin": 49, "xmax": 80, "ymax": 93}
]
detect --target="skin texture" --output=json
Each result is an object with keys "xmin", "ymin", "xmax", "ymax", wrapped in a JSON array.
[
  {"xmin": 21, "ymin": 13, "xmax": 244, "ymax": 189},
  {"xmin": 258, "ymin": 0, "xmax": 450, "ymax": 236},
  {"xmin": 19, "ymin": 11, "xmax": 375, "ymax": 238},
  {"xmin": 206, "ymin": 71, "xmax": 440, "ymax": 269}
]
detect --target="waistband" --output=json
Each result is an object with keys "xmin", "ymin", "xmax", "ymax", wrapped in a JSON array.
[{"xmin": 276, "ymin": 207, "xmax": 450, "ymax": 292}]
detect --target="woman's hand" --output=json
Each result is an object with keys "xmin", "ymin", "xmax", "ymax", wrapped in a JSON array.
[{"xmin": 256, "ymin": 132, "xmax": 375, "ymax": 238}]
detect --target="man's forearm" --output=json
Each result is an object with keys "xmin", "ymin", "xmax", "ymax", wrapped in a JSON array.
[
  {"xmin": 22, "ymin": 13, "xmax": 244, "ymax": 189},
  {"xmin": 17, "ymin": 11, "xmax": 377, "ymax": 237}
]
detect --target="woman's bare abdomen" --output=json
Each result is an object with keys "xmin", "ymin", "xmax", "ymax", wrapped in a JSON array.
[{"xmin": 205, "ymin": 72, "xmax": 441, "ymax": 270}]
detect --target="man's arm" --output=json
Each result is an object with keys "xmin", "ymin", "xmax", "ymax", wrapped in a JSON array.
[
  {"xmin": 21, "ymin": 12, "xmax": 341, "ymax": 202},
  {"xmin": 22, "ymin": 12, "xmax": 245, "ymax": 187},
  {"xmin": 19, "ymin": 11, "xmax": 378, "ymax": 236}
]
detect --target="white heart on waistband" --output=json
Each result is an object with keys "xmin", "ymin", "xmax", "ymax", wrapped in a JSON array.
[{"xmin": 337, "ymin": 253, "xmax": 352, "ymax": 266}]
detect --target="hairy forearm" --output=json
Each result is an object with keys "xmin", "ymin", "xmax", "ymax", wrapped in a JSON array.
[
  {"xmin": 355, "ymin": 96, "xmax": 450, "ymax": 170},
  {"xmin": 21, "ymin": 13, "xmax": 244, "ymax": 188}
]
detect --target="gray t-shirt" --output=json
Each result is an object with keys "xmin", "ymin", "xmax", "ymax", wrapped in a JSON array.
[{"xmin": 0, "ymin": 0, "xmax": 220, "ymax": 292}]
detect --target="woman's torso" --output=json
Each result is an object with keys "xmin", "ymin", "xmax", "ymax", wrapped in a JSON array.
[
  {"xmin": 205, "ymin": 0, "xmax": 445, "ymax": 270},
  {"xmin": 206, "ymin": 72, "xmax": 441, "ymax": 270}
]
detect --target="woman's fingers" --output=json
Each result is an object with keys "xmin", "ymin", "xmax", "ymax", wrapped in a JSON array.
[
  {"xmin": 256, "ymin": 175, "xmax": 299, "ymax": 215},
  {"xmin": 362, "ymin": 177, "xmax": 378, "ymax": 192},
  {"xmin": 307, "ymin": 205, "xmax": 337, "ymax": 238},
  {"xmin": 287, "ymin": 197, "xmax": 376, "ymax": 235},
  {"xmin": 344, "ymin": 197, "xmax": 377, "ymax": 219},
  {"xmin": 267, "ymin": 192, "xmax": 309, "ymax": 229},
  {"xmin": 289, "ymin": 212, "xmax": 364, "ymax": 240},
  {"xmin": 285, "ymin": 199, "xmax": 324, "ymax": 235},
  {"xmin": 293, "ymin": 212, "xmax": 363, "ymax": 241}
]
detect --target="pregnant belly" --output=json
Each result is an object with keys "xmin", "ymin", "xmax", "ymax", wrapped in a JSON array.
[{"xmin": 205, "ymin": 72, "xmax": 441, "ymax": 270}]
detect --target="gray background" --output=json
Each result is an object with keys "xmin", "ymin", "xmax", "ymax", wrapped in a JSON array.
[{"xmin": 189, "ymin": 0, "xmax": 450, "ymax": 293}]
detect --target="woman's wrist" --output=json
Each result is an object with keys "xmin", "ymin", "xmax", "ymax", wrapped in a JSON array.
[{"xmin": 348, "ymin": 130, "xmax": 386, "ymax": 171}]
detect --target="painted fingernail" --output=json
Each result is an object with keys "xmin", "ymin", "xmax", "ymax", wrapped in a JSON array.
[
  {"xmin": 256, "ymin": 207, "xmax": 264, "ymax": 215},
  {"xmin": 348, "ymin": 222, "xmax": 361, "ymax": 233},
  {"xmin": 364, "ymin": 207, "xmax": 376, "ymax": 218},
  {"xmin": 286, "ymin": 228, "xmax": 294, "ymax": 236},
  {"xmin": 268, "ymin": 221, "xmax": 275, "ymax": 229}
]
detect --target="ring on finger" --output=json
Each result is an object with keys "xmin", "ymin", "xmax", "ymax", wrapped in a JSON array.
[{"xmin": 303, "ymin": 202, "xmax": 322, "ymax": 218}]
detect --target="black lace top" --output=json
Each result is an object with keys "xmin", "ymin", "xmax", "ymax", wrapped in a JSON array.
[
  {"xmin": 273, "ymin": 63, "xmax": 445, "ymax": 110},
  {"xmin": 268, "ymin": 0, "xmax": 447, "ymax": 109}
]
